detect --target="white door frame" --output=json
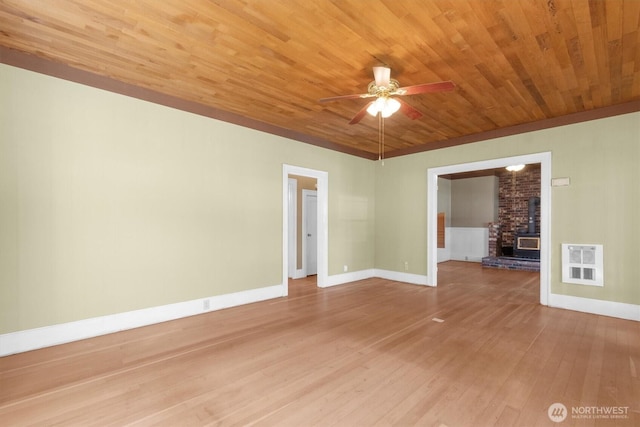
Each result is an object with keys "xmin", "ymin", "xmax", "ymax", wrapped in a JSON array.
[
  {"xmin": 287, "ymin": 178, "xmax": 297, "ymax": 279},
  {"xmin": 283, "ymin": 165, "xmax": 328, "ymax": 294},
  {"xmin": 427, "ymin": 152, "xmax": 551, "ymax": 306}
]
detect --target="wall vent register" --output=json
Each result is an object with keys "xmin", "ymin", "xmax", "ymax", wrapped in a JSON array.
[{"xmin": 561, "ymin": 244, "xmax": 603, "ymax": 286}]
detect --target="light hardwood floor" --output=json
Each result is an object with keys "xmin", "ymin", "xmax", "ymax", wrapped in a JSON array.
[{"xmin": 1, "ymin": 261, "xmax": 638, "ymax": 426}]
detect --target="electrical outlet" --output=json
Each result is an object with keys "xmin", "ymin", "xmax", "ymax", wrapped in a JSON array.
[
  {"xmin": 404, "ymin": 261, "xmax": 409, "ymax": 271},
  {"xmin": 343, "ymin": 265, "xmax": 348, "ymax": 272},
  {"xmin": 203, "ymin": 299, "xmax": 210, "ymax": 311}
]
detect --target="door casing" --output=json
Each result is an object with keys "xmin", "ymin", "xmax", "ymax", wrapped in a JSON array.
[
  {"xmin": 427, "ymin": 152, "xmax": 551, "ymax": 306},
  {"xmin": 282, "ymin": 165, "xmax": 328, "ymax": 294}
]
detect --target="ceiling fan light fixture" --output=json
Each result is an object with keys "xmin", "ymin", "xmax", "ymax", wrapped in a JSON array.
[
  {"xmin": 367, "ymin": 96, "xmax": 401, "ymax": 118},
  {"xmin": 320, "ymin": 66, "xmax": 454, "ymax": 126},
  {"xmin": 366, "ymin": 98, "xmax": 382, "ymax": 116},
  {"xmin": 382, "ymin": 97, "xmax": 401, "ymax": 117}
]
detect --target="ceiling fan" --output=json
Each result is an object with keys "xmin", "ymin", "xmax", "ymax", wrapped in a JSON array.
[{"xmin": 319, "ymin": 66, "xmax": 455, "ymax": 124}]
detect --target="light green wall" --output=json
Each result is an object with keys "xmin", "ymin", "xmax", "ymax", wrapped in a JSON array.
[
  {"xmin": 2, "ymin": 64, "xmax": 638, "ymax": 335},
  {"xmin": 0, "ymin": 64, "xmax": 375, "ymax": 333},
  {"xmin": 375, "ymin": 112, "xmax": 640, "ymax": 305}
]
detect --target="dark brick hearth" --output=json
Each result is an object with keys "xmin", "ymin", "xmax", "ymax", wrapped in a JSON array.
[{"xmin": 481, "ymin": 256, "xmax": 540, "ymax": 272}]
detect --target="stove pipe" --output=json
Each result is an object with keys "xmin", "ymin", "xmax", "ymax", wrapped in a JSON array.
[{"xmin": 528, "ymin": 196, "xmax": 540, "ymax": 234}]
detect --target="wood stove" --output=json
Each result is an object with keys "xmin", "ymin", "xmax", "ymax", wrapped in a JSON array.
[
  {"xmin": 514, "ymin": 233, "xmax": 540, "ymax": 259},
  {"xmin": 514, "ymin": 196, "xmax": 540, "ymax": 259}
]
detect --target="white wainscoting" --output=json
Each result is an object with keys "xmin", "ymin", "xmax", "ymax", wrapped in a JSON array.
[
  {"xmin": 437, "ymin": 227, "xmax": 452, "ymax": 263},
  {"xmin": 449, "ymin": 227, "xmax": 489, "ymax": 262}
]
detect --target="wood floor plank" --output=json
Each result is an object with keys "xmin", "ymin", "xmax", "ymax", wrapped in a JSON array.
[{"xmin": 1, "ymin": 262, "xmax": 638, "ymax": 426}]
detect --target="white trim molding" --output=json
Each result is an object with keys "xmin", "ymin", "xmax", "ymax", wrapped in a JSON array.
[
  {"xmin": 548, "ymin": 293, "xmax": 640, "ymax": 322},
  {"xmin": 427, "ymin": 152, "xmax": 552, "ymax": 306},
  {"xmin": 375, "ymin": 269, "xmax": 432, "ymax": 286},
  {"xmin": 8, "ymin": 273, "xmax": 635, "ymax": 356},
  {"xmin": 283, "ymin": 164, "xmax": 329, "ymax": 292},
  {"xmin": 0, "ymin": 284, "xmax": 284, "ymax": 357},
  {"xmin": 325, "ymin": 269, "xmax": 431, "ymax": 288},
  {"xmin": 325, "ymin": 269, "xmax": 375, "ymax": 287},
  {"xmin": 287, "ymin": 177, "xmax": 297, "ymax": 279}
]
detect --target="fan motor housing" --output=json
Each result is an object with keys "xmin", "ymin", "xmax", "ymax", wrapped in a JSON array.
[{"xmin": 368, "ymin": 79, "xmax": 400, "ymax": 97}]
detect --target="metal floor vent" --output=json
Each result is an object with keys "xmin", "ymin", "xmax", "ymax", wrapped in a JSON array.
[{"xmin": 562, "ymin": 244, "xmax": 604, "ymax": 286}]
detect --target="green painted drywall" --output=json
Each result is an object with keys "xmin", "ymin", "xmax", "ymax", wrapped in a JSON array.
[
  {"xmin": 1, "ymin": 62, "xmax": 638, "ymax": 336},
  {"xmin": 375, "ymin": 112, "xmax": 640, "ymax": 305},
  {"xmin": 0, "ymin": 64, "xmax": 375, "ymax": 333}
]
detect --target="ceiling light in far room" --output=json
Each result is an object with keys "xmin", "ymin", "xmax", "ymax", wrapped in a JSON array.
[
  {"xmin": 506, "ymin": 164, "xmax": 525, "ymax": 172},
  {"xmin": 367, "ymin": 96, "xmax": 401, "ymax": 118}
]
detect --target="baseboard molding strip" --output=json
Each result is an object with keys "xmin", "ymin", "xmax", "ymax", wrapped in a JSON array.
[
  {"xmin": 324, "ymin": 269, "xmax": 431, "ymax": 288},
  {"xmin": 374, "ymin": 269, "xmax": 432, "ymax": 286},
  {"xmin": 7, "ymin": 278, "xmax": 634, "ymax": 357},
  {"xmin": 323, "ymin": 269, "xmax": 375, "ymax": 287},
  {"xmin": 0, "ymin": 283, "xmax": 284, "ymax": 357},
  {"xmin": 548, "ymin": 293, "xmax": 640, "ymax": 321}
]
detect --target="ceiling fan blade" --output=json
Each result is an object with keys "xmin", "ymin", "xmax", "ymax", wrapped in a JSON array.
[
  {"xmin": 319, "ymin": 93, "xmax": 372, "ymax": 103},
  {"xmin": 396, "ymin": 80, "xmax": 455, "ymax": 96},
  {"xmin": 397, "ymin": 98, "xmax": 423, "ymax": 120},
  {"xmin": 349, "ymin": 101, "xmax": 374, "ymax": 125},
  {"xmin": 373, "ymin": 66, "xmax": 391, "ymax": 87}
]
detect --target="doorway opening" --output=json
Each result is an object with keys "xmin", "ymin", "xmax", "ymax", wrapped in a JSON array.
[
  {"xmin": 302, "ymin": 188, "xmax": 318, "ymax": 277},
  {"xmin": 427, "ymin": 152, "xmax": 551, "ymax": 306},
  {"xmin": 287, "ymin": 174, "xmax": 318, "ymax": 281},
  {"xmin": 282, "ymin": 165, "xmax": 328, "ymax": 296},
  {"xmin": 437, "ymin": 163, "xmax": 541, "ymax": 270}
]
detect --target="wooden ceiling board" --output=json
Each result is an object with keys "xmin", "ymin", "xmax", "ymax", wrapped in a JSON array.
[{"xmin": 1, "ymin": 0, "xmax": 639, "ymax": 159}]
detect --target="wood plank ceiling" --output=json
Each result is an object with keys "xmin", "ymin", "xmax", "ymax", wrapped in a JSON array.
[{"xmin": 1, "ymin": 0, "xmax": 639, "ymax": 159}]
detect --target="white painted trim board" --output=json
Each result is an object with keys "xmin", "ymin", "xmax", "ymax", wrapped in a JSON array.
[
  {"xmin": 4, "ymin": 272, "xmax": 638, "ymax": 356},
  {"xmin": 0, "ymin": 284, "xmax": 284, "ymax": 357}
]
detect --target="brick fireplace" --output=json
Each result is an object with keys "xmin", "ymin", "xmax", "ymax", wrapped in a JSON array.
[
  {"xmin": 498, "ymin": 165, "xmax": 541, "ymax": 253},
  {"xmin": 483, "ymin": 164, "xmax": 541, "ymax": 271}
]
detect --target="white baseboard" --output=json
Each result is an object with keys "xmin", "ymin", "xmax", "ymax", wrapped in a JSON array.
[
  {"xmin": 9, "ymin": 279, "xmax": 634, "ymax": 357},
  {"xmin": 324, "ymin": 269, "xmax": 432, "ymax": 288},
  {"xmin": 323, "ymin": 268, "xmax": 434, "ymax": 288},
  {"xmin": 374, "ymin": 269, "xmax": 433, "ymax": 286},
  {"xmin": 324, "ymin": 269, "xmax": 375, "ymax": 287},
  {"xmin": 0, "ymin": 283, "xmax": 285, "ymax": 357},
  {"xmin": 548, "ymin": 293, "xmax": 640, "ymax": 321}
]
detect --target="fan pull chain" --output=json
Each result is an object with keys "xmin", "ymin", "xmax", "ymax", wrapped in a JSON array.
[
  {"xmin": 377, "ymin": 113, "xmax": 385, "ymax": 166},
  {"xmin": 381, "ymin": 115, "xmax": 385, "ymax": 166},
  {"xmin": 378, "ymin": 113, "xmax": 382, "ymax": 162}
]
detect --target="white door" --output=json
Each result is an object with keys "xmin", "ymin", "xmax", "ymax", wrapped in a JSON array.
[{"xmin": 303, "ymin": 190, "xmax": 318, "ymax": 276}]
